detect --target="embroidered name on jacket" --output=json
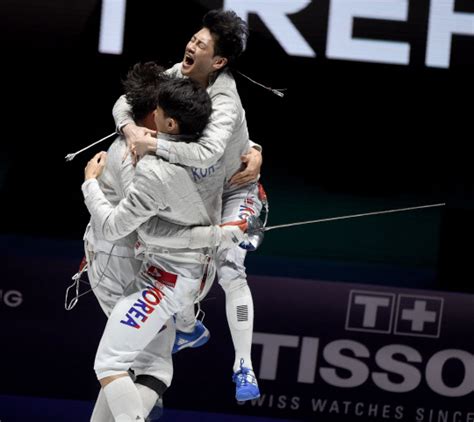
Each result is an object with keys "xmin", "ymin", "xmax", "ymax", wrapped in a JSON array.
[{"xmin": 191, "ymin": 165, "xmax": 215, "ymax": 182}]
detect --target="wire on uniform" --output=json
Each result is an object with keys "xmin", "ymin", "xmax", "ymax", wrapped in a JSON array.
[{"xmin": 64, "ymin": 245, "xmax": 116, "ymax": 310}]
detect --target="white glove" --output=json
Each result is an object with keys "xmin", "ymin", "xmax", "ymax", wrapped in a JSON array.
[{"xmin": 220, "ymin": 222, "xmax": 248, "ymax": 249}]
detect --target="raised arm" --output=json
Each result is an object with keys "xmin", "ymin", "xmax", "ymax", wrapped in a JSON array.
[
  {"xmin": 113, "ymin": 62, "xmax": 180, "ymax": 157},
  {"xmin": 112, "ymin": 95, "xmax": 134, "ymax": 132},
  {"xmin": 133, "ymin": 81, "xmax": 240, "ymax": 169},
  {"xmin": 154, "ymin": 91, "xmax": 236, "ymax": 168}
]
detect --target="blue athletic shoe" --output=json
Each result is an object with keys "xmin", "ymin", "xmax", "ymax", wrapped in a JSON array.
[
  {"xmin": 232, "ymin": 359, "xmax": 260, "ymax": 401},
  {"xmin": 172, "ymin": 320, "xmax": 210, "ymax": 353}
]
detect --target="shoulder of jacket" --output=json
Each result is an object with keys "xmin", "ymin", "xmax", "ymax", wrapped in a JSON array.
[
  {"xmin": 210, "ymin": 70, "xmax": 238, "ymax": 94},
  {"xmin": 107, "ymin": 136, "xmax": 126, "ymax": 155},
  {"xmin": 166, "ymin": 62, "xmax": 183, "ymax": 77}
]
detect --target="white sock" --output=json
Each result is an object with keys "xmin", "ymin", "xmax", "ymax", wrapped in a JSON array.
[
  {"xmin": 224, "ymin": 282, "xmax": 254, "ymax": 373},
  {"xmin": 136, "ymin": 384, "xmax": 159, "ymax": 418},
  {"xmin": 90, "ymin": 388, "xmax": 114, "ymax": 422},
  {"xmin": 103, "ymin": 377, "xmax": 145, "ymax": 421}
]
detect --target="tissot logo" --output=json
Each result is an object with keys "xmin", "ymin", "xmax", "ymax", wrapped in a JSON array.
[
  {"xmin": 249, "ymin": 289, "xmax": 470, "ymax": 398},
  {"xmin": 98, "ymin": 0, "xmax": 474, "ymax": 68},
  {"xmin": 346, "ymin": 290, "xmax": 443, "ymax": 338},
  {"xmin": 252, "ymin": 332, "xmax": 474, "ymax": 397}
]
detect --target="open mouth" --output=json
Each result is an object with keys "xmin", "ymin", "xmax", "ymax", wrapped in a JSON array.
[{"xmin": 184, "ymin": 53, "xmax": 195, "ymax": 66}]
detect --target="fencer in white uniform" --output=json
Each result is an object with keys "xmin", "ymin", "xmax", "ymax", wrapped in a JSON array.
[{"xmin": 112, "ymin": 9, "xmax": 265, "ymax": 401}]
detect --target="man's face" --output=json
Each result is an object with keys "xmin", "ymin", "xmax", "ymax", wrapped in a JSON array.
[{"xmin": 182, "ymin": 27, "xmax": 221, "ymax": 81}]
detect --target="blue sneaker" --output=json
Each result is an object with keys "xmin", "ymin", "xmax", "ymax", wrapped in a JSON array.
[
  {"xmin": 172, "ymin": 320, "xmax": 210, "ymax": 353},
  {"xmin": 232, "ymin": 359, "xmax": 260, "ymax": 401}
]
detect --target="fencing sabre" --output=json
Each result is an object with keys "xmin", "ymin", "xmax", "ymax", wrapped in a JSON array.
[
  {"xmin": 65, "ymin": 131, "xmax": 117, "ymax": 162},
  {"xmin": 246, "ymin": 203, "xmax": 446, "ymax": 238},
  {"xmin": 236, "ymin": 71, "xmax": 287, "ymax": 98}
]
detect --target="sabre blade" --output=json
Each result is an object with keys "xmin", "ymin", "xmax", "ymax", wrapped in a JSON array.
[
  {"xmin": 262, "ymin": 203, "xmax": 446, "ymax": 232},
  {"xmin": 65, "ymin": 131, "xmax": 117, "ymax": 162}
]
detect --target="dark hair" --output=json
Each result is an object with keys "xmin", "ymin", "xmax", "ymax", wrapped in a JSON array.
[
  {"xmin": 158, "ymin": 78, "xmax": 212, "ymax": 136},
  {"xmin": 202, "ymin": 9, "xmax": 249, "ymax": 67},
  {"xmin": 122, "ymin": 62, "xmax": 166, "ymax": 121}
]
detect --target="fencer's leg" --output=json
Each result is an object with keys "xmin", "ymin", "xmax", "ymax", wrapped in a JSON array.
[
  {"xmin": 100, "ymin": 374, "xmax": 145, "ymax": 421},
  {"xmin": 175, "ymin": 304, "xmax": 196, "ymax": 333},
  {"xmin": 218, "ymin": 183, "xmax": 263, "ymax": 400},
  {"xmin": 90, "ymin": 387, "xmax": 114, "ymax": 422},
  {"xmin": 94, "ymin": 282, "xmax": 179, "ymax": 420},
  {"xmin": 224, "ymin": 279, "xmax": 255, "ymax": 372},
  {"xmin": 219, "ymin": 183, "xmax": 262, "ymax": 373},
  {"xmin": 173, "ymin": 260, "xmax": 216, "ymax": 354},
  {"xmin": 132, "ymin": 319, "xmax": 175, "ymax": 417},
  {"xmin": 218, "ymin": 246, "xmax": 260, "ymax": 401},
  {"xmin": 136, "ymin": 384, "xmax": 158, "ymax": 418},
  {"xmin": 95, "ymin": 258, "xmax": 203, "ymax": 417},
  {"xmin": 218, "ymin": 247, "xmax": 255, "ymax": 373}
]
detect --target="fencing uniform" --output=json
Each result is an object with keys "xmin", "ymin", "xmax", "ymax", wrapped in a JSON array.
[
  {"xmin": 83, "ymin": 136, "xmax": 176, "ymax": 392},
  {"xmin": 114, "ymin": 65, "xmax": 264, "ymax": 377},
  {"xmin": 83, "ymin": 137, "xmax": 225, "ymax": 381}
]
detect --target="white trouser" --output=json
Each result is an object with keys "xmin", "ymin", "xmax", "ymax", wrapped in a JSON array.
[
  {"xmin": 217, "ymin": 182, "xmax": 263, "ymax": 283},
  {"xmin": 131, "ymin": 319, "xmax": 176, "ymax": 386},
  {"xmin": 94, "ymin": 247, "xmax": 214, "ymax": 382},
  {"xmin": 85, "ymin": 236, "xmax": 179, "ymax": 386}
]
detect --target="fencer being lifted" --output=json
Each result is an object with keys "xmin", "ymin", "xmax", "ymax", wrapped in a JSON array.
[{"xmin": 112, "ymin": 9, "xmax": 266, "ymax": 403}]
